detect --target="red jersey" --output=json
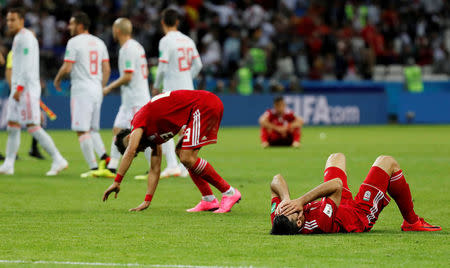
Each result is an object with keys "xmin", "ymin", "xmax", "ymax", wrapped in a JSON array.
[
  {"xmin": 131, "ymin": 90, "xmax": 223, "ymax": 148},
  {"xmin": 264, "ymin": 108, "xmax": 296, "ymax": 127}
]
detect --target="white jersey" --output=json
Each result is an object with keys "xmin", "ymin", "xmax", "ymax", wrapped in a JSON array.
[
  {"xmin": 118, "ymin": 39, "xmax": 150, "ymax": 107},
  {"xmin": 64, "ymin": 33, "xmax": 109, "ymax": 100},
  {"xmin": 11, "ymin": 28, "xmax": 41, "ymax": 98},
  {"xmin": 156, "ymin": 31, "xmax": 202, "ymax": 92}
]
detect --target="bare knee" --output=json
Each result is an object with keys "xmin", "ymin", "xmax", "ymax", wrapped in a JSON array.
[
  {"xmin": 373, "ymin": 155, "xmax": 400, "ymax": 175},
  {"xmin": 178, "ymin": 150, "xmax": 197, "ymax": 169},
  {"xmin": 325, "ymin": 153, "xmax": 346, "ymax": 171}
]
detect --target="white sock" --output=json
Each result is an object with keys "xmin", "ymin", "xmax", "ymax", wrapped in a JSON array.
[
  {"xmin": 91, "ymin": 131, "xmax": 106, "ymax": 158},
  {"xmin": 28, "ymin": 126, "xmax": 62, "ymax": 161},
  {"xmin": 79, "ymin": 133, "xmax": 97, "ymax": 169},
  {"xmin": 223, "ymin": 186, "xmax": 235, "ymax": 196},
  {"xmin": 162, "ymin": 139, "xmax": 178, "ymax": 169},
  {"xmin": 107, "ymin": 137, "xmax": 121, "ymax": 169},
  {"xmin": 144, "ymin": 147, "xmax": 152, "ymax": 164},
  {"xmin": 202, "ymin": 195, "xmax": 216, "ymax": 202},
  {"xmin": 5, "ymin": 125, "xmax": 20, "ymax": 166}
]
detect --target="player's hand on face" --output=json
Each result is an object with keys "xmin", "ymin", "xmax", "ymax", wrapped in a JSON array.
[
  {"xmin": 280, "ymin": 199, "xmax": 303, "ymax": 216},
  {"xmin": 102, "ymin": 182, "xmax": 121, "ymax": 202},
  {"xmin": 275, "ymin": 199, "xmax": 290, "ymax": 215},
  {"xmin": 129, "ymin": 201, "xmax": 150, "ymax": 212},
  {"xmin": 13, "ymin": 90, "xmax": 22, "ymax": 101}
]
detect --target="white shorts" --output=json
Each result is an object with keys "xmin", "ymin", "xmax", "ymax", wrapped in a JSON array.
[
  {"xmin": 71, "ymin": 96, "xmax": 101, "ymax": 132},
  {"xmin": 6, "ymin": 92, "xmax": 40, "ymax": 125},
  {"xmin": 113, "ymin": 105, "xmax": 142, "ymax": 129}
]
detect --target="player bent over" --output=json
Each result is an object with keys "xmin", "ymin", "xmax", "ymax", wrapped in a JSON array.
[
  {"xmin": 0, "ymin": 8, "xmax": 67, "ymax": 176},
  {"xmin": 270, "ymin": 153, "xmax": 441, "ymax": 235},
  {"xmin": 103, "ymin": 90, "xmax": 241, "ymax": 213},
  {"xmin": 259, "ymin": 96, "xmax": 303, "ymax": 148}
]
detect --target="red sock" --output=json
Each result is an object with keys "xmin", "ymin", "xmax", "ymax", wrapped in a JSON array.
[
  {"xmin": 292, "ymin": 127, "xmax": 301, "ymax": 142},
  {"xmin": 188, "ymin": 169, "xmax": 213, "ymax": 196},
  {"xmin": 388, "ymin": 170, "xmax": 418, "ymax": 224},
  {"xmin": 189, "ymin": 158, "xmax": 230, "ymax": 193}
]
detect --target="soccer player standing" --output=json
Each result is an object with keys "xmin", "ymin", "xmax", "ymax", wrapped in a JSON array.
[
  {"xmin": 0, "ymin": 8, "xmax": 67, "ymax": 175},
  {"xmin": 54, "ymin": 12, "xmax": 111, "ymax": 174},
  {"xmin": 152, "ymin": 8, "xmax": 203, "ymax": 178},
  {"xmin": 103, "ymin": 90, "xmax": 241, "ymax": 213},
  {"xmin": 101, "ymin": 18, "xmax": 151, "ymax": 176}
]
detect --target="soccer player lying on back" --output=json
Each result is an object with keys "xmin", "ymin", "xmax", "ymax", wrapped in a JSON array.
[
  {"xmin": 102, "ymin": 90, "xmax": 241, "ymax": 213},
  {"xmin": 259, "ymin": 96, "xmax": 304, "ymax": 148},
  {"xmin": 270, "ymin": 153, "xmax": 441, "ymax": 235}
]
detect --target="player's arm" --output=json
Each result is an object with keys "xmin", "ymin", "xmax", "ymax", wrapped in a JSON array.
[
  {"xmin": 289, "ymin": 115, "xmax": 304, "ymax": 129},
  {"xmin": 103, "ymin": 72, "xmax": 132, "ymax": 95},
  {"xmin": 102, "ymin": 128, "xmax": 144, "ymax": 202},
  {"xmin": 190, "ymin": 46, "xmax": 202, "ymax": 78},
  {"xmin": 5, "ymin": 51, "xmax": 12, "ymax": 88},
  {"xmin": 279, "ymin": 178, "xmax": 343, "ymax": 216},
  {"xmin": 129, "ymin": 145, "xmax": 162, "ymax": 212},
  {"xmin": 53, "ymin": 61, "xmax": 72, "ymax": 91},
  {"xmin": 101, "ymin": 60, "xmax": 111, "ymax": 88},
  {"xmin": 259, "ymin": 112, "xmax": 282, "ymax": 132},
  {"xmin": 270, "ymin": 174, "xmax": 291, "ymax": 200},
  {"xmin": 0, "ymin": 52, "xmax": 4, "ymax": 66},
  {"xmin": 153, "ymin": 40, "xmax": 168, "ymax": 94}
]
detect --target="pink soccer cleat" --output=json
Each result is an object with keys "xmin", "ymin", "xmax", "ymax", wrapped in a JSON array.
[
  {"xmin": 401, "ymin": 217, "xmax": 442, "ymax": 232},
  {"xmin": 213, "ymin": 189, "xmax": 241, "ymax": 213},
  {"xmin": 186, "ymin": 199, "xmax": 220, "ymax": 212}
]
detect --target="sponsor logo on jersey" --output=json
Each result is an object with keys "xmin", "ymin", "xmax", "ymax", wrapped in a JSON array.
[
  {"xmin": 23, "ymin": 48, "xmax": 28, "ymax": 55},
  {"xmin": 323, "ymin": 203, "xmax": 333, "ymax": 218},
  {"xmin": 363, "ymin": 190, "xmax": 371, "ymax": 201},
  {"xmin": 125, "ymin": 60, "xmax": 131, "ymax": 68},
  {"xmin": 271, "ymin": 202, "xmax": 276, "ymax": 213}
]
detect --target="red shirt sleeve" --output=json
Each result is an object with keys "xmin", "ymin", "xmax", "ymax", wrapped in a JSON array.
[
  {"xmin": 270, "ymin": 197, "xmax": 281, "ymax": 225},
  {"xmin": 284, "ymin": 110, "xmax": 296, "ymax": 122},
  {"xmin": 301, "ymin": 197, "xmax": 338, "ymax": 234}
]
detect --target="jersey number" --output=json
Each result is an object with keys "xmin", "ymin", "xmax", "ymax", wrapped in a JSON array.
[
  {"xmin": 89, "ymin": 51, "xmax": 98, "ymax": 75},
  {"xmin": 141, "ymin": 64, "xmax": 148, "ymax": 79},
  {"xmin": 177, "ymin": 47, "xmax": 193, "ymax": 72}
]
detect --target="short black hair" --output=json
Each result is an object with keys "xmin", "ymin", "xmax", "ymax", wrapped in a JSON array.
[
  {"xmin": 273, "ymin": 96, "xmax": 284, "ymax": 104},
  {"xmin": 270, "ymin": 215, "xmax": 299, "ymax": 235},
  {"xmin": 161, "ymin": 8, "xmax": 179, "ymax": 27},
  {"xmin": 72, "ymin": 12, "xmax": 90, "ymax": 30},
  {"xmin": 115, "ymin": 129, "xmax": 131, "ymax": 155},
  {"xmin": 8, "ymin": 7, "xmax": 25, "ymax": 19}
]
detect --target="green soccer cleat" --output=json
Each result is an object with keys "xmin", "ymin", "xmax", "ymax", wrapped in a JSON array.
[
  {"xmin": 92, "ymin": 168, "xmax": 116, "ymax": 178},
  {"xmin": 98, "ymin": 160, "xmax": 107, "ymax": 170},
  {"xmin": 80, "ymin": 170, "xmax": 96, "ymax": 178}
]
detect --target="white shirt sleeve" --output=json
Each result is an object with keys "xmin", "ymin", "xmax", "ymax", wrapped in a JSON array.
[
  {"xmin": 15, "ymin": 35, "xmax": 31, "ymax": 87},
  {"xmin": 64, "ymin": 39, "xmax": 77, "ymax": 63},
  {"xmin": 101, "ymin": 42, "xmax": 109, "ymax": 62}
]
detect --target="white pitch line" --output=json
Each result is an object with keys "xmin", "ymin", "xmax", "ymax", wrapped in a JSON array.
[{"xmin": 0, "ymin": 260, "xmax": 252, "ymax": 268}]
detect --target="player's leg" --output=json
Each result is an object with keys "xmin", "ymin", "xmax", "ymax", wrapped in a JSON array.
[
  {"xmin": 373, "ymin": 156, "xmax": 441, "ymax": 231},
  {"xmin": 29, "ymin": 111, "xmax": 45, "ymax": 159},
  {"xmin": 324, "ymin": 153, "xmax": 353, "ymax": 200},
  {"xmin": 260, "ymin": 127, "xmax": 270, "ymax": 148},
  {"xmin": 90, "ymin": 100, "xmax": 110, "ymax": 169},
  {"xmin": 72, "ymin": 97, "xmax": 97, "ymax": 171},
  {"xmin": 160, "ymin": 139, "xmax": 182, "ymax": 178},
  {"xmin": 291, "ymin": 127, "xmax": 301, "ymax": 147},
  {"xmin": 24, "ymin": 94, "xmax": 67, "ymax": 175},
  {"xmin": 0, "ymin": 99, "xmax": 21, "ymax": 174},
  {"xmin": 106, "ymin": 126, "xmax": 122, "ymax": 173}
]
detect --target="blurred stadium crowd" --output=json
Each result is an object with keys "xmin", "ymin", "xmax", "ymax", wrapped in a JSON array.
[{"xmin": 0, "ymin": 0, "xmax": 450, "ymax": 93}]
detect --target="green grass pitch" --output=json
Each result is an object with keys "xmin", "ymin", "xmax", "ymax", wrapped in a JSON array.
[{"xmin": 0, "ymin": 125, "xmax": 449, "ymax": 267}]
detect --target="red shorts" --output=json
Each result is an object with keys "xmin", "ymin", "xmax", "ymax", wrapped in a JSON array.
[
  {"xmin": 260, "ymin": 127, "xmax": 301, "ymax": 146},
  {"xmin": 181, "ymin": 94, "xmax": 224, "ymax": 150}
]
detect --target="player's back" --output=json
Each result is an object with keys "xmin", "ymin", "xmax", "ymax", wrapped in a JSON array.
[
  {"xmin": 65, "ymin": 33, "xmax": 109, "ymax": 99},
  {"xmin": 11, "ymin": 28, "xmax": 40, "ymax": 96},
  {"xmin": 159, "ymin": 31, "xmax": 199, "ymax": 92},
  {"xmin": 119, "ymin": 39, "xmax": 150, "ymax": 107}
]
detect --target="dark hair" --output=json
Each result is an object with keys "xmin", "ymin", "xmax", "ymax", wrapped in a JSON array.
[
  {"xmin": 270, "ymin": 215, "xmax": 299, "ymax": 235},
  {"xmin": 72, "ymin": 12, "xmax": 90, "ymax": 30},
  {"xmin": 8, "ymin": 7, "xmax": 25, "ymax": 19},
  {"xmin": 273, "ymin": 96, "xmax": 284, "ymax": 104},
  {"xmin": 161, "ymin": 8, "xmax": 179, "ymax": 27},
  {"xmin": 115, "ymin": 129, "xmax": 131, "ymax": 155}
]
